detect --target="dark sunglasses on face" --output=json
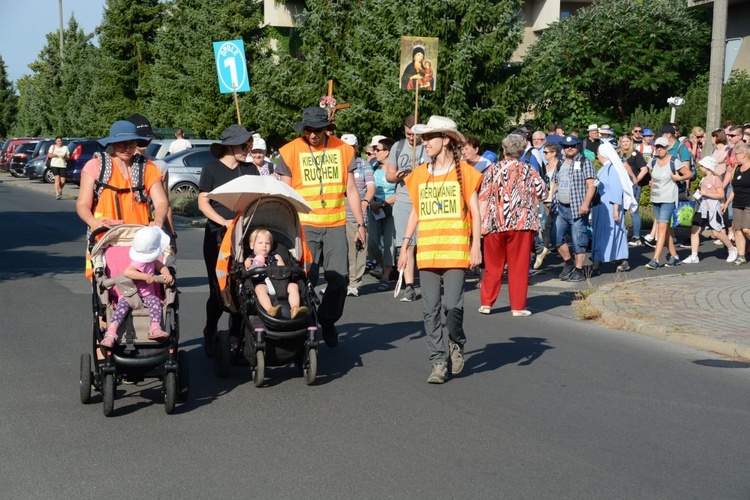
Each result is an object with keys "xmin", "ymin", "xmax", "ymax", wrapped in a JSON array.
[
  {"xmin": 304, "ymin": 127, "xmax": 326, "ymax": 135},
  {"xmin": 632, "ymin": 129, "xmax": 642, "ymax": 133}
]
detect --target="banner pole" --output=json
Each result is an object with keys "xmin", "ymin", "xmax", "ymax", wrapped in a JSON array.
[
  {"xmin": 411, "ymin": 83, "xmax": 419, "ymax": 169},
  {"xmin": 233, "ymin": 87, "xmax": 242, "ymax": 125}
]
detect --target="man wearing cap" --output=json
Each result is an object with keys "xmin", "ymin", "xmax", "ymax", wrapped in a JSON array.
[
  {"xmin": 275, "ymin": 107, "xmax": 367, "ymax": 347},
  {"xmin": 386, "ymin": 114, "xmax": 427, "ymax": 302},
  {"xmin": 581, "ymin": 124, "xmax": 600, "ymax": 161},
  {"xmin": 127, "ymin": 114, "xmax": 177, "ymax": 250},
  {"xmin": 550, "ymin": 134, "xmax": 598, "ymax": 282},
  {"xmin": 635, "ymin": 126, "xmax": 655, "ymax": 163},
  {"xmin": 341, "ymin": 133, "xmax": 375, "ymax": 297},
  {"xmin": 168, "ymin": 129, "xmax": 192, "ymax": 155}
]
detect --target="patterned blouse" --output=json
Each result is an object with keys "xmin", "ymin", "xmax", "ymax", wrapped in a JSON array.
[{"xmin": 479, "ymin": 159, "xmax": 548, "ymax": 235}]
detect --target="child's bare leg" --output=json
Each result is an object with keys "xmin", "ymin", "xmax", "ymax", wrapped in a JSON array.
[
  {"xmin": 287, "ymin": 283, "xmax": 300, "ymax": 309},
  {"xmin": 254, "ymin": 284, "xmax": 272, "ymax": 311}
]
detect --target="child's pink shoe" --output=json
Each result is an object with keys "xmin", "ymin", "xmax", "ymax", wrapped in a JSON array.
[
  {"xmin": 148, "ymin": 324, "xmax": 169, "ymax": 341},
  {"xmin": 101, "ymin": 330, "xmax": 118, "ymax": 348}
]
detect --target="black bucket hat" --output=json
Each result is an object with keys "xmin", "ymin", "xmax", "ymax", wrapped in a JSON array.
[
  {"xmin": 210, "ymin": 124, "xmax": 255, "ymax": 158},
  {"xmin": 293, "ymin": 107, "xmax": 334, "ymax": 134}
]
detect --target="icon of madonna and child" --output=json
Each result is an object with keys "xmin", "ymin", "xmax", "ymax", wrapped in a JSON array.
[{"xmin": 399, "ymin": 37, "xmax": 438, "ymax": 91}]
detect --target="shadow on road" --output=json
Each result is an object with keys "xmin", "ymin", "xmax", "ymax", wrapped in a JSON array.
[
  {"xmin": 465, "ymin": 336, "xmax": 554, "ymax": 373},
  {"xmin": 693, "ymin": 359, "xmax": 750, "ymax": 369}
]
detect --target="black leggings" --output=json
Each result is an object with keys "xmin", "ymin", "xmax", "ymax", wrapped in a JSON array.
[{"xmin": 203, "ymin": 223, "xmax": 242, "ymax": 336}]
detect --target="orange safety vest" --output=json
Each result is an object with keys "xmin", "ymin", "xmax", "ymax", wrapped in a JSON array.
[
  {"xmin": 279, "ymin": 136, "xmax": 354, "ymax": 227},
  {"xmin": 406, "ymin": 161, "xmax": 482, "ymax": 270}
]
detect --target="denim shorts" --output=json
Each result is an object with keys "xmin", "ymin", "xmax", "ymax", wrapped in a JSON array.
[
  {"xmin": 652, "ymin": 202, "xmax": 675, "ymax": 224},
  {"xmin": 553, "ymin": 203, "xmax": 588, "ymax": 254}
]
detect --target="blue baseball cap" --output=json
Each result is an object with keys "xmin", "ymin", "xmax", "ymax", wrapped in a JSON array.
[
  {"xmin": 561, "ymin": 135, "xmax": 580, "ymax": 147},
  {"xmin": 643, "ymin": 128, "xmax": 654, "ymax": 136}
]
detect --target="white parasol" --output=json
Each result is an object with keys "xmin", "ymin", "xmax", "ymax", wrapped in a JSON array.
[{"xmin": 206, "ymin": 175, "xmax": 312, "ymax": 214}]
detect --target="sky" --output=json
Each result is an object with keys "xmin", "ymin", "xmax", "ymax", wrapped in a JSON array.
[{"xmin": 0, "ymin": 0, "xmax": 107, "ymax": 82}]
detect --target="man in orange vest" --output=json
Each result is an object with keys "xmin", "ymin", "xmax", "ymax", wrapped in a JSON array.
[{"xmin": 275, "ymin": 107, "xmax": 367, "ymax": 347}]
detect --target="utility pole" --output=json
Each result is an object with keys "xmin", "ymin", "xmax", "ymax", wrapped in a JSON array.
[
  {"xmin": 58, "ymin": 0, "xmax": 64, "ymax": 59},
  {"xmin": 705, "ymin": 0, "xmax": 728, "ymax": 154}
]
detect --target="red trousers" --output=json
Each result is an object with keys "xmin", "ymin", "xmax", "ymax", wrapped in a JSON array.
[{"xmin": 480, "ymin": 230, "xmax": 533, "ymax": 311}]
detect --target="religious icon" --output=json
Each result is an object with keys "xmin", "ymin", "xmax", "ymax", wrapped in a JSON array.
[{"xmin": 399, "ymin": 36, "xmax": 438, "ymax": 91}]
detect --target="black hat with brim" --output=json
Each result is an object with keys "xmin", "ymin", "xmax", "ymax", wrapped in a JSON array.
[
  {"xmin": 210, "ymin": 124, "xmax": 255, "ymax": 158},
  {"xmin": 293, "ymin": 107, "xmax": 335, "ymax": 134}
]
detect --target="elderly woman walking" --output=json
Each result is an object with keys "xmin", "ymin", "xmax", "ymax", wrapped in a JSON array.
[{"xmin": 478, "ymin": 133, "xmax": 548, "ymax": 317}]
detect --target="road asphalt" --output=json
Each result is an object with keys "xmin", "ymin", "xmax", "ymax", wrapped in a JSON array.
[{"xmin": 6, "ymin": 171, "xmax": 749, "ymax": 361}]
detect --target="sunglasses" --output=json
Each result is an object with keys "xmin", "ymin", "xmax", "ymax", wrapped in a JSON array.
[
  {"xmin": 304, "ymin": 127, "xmax": 326, "ymax": 135},
  {"xmin": 727, "ymin": 134, "xmax": 739, "ymax": 137},
  {"xmin": 632, "ymin": 129, "xmax": 642, "ymax": 133},
  {"xmin": 696, "ymin": 135, "xmax": 705, "ymax": 139}
]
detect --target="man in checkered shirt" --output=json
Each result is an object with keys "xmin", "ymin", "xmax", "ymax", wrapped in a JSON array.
[{"xmin": 551, "ymin": 134, "xmax": 598, "ymax": 282}]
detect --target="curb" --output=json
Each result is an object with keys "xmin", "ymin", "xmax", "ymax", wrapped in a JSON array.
[{"xmin": 589, "ymin": 279, "xmax": 750, "ymax": 360}]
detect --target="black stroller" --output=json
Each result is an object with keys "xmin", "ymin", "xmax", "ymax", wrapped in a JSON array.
[
  {"xmin": 79, "ymin": 224, "xmax": 188, "ymax": 416},
  {"xmin": 208, "ymin": 176, "xmax": 320, "ymax": 386}
]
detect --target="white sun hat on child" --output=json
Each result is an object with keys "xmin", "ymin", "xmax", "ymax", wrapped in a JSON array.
[{"xmin": 130, "ymin": 226, "xmax": 171, "ymax": 263}]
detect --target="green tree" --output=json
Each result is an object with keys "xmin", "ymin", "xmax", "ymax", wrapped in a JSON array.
[
  {"xmin": 143, "ymin": 0, "xmax": 265, "ymax": 138},
  {"xmin": 248, "ymin": 0, "xmax": 525, "ymax": 150},
  {"xmin": 519, "ymin": 0, "xmax": 710, "ymax": 125},
  {"xmin": 0, "ymin": 55, "xmax": 18, "ymax": 138}
]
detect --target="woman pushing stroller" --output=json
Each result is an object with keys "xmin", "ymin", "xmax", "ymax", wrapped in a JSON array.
[{"xmin": 244, "ymin": 228, "xmax": 307, "ymax": 319}]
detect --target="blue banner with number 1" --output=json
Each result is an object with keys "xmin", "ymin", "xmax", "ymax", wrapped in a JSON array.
[{"xmin": 213, "ymin": 40, "xmax": 250, "ymax": 94}]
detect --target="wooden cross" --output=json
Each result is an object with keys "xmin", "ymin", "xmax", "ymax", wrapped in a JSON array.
[{"xmin": 327, "ymin": 79, "xmax": 350, "ymax": 121}]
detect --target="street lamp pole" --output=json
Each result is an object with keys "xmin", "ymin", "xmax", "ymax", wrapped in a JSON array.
[{"xmin": 58, "ymin": 0, "xmax": 64, "ymax": 59}]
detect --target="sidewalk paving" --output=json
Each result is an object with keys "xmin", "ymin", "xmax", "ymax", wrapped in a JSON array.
[
  {"xmin": 4, "ymin": 171, "xmax": 750, "ymax": 360},
  {"xmin": 588, "ymin": 270, "xmax": 750, "ymax": 360}
]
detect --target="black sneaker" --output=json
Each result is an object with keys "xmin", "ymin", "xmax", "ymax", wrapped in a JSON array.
[
  {"xmin": 322, "ymin": 323, "xmax": 338, "ymax": 348},
  {"xmin": 559, "ymin": 263, "xmax": 575, "ymax": 280},
  {"xmin": 566, "ymin": 269, "xmax": 586, "ymax": 282}
]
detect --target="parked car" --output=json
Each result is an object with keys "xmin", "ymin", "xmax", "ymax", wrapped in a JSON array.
[
  {"xmin": 65, "ymin": 139, "xmax": 107, "ymax": 185},
  {"xmin": 23, "ymin": 138, "xmax": 83, "ymax": 182},
  {"xmin": 8, "ymin": 141, "xmax": 40, "ymax": 177},
  {"xmin": 163, "ymin": 148, "xmax": 215, "ymax": 196},
  {"xmin": 1, "ymin": 137, "xmax": 42, "ymax": 173},
  {"xmin": 146, "ymin": 139, "xmax": 214, "ymax": 159}
]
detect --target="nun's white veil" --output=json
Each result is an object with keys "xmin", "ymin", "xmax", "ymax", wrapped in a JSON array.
[{"xmin": 597, "ymin": 141, "xmax": 638, "ymax": 213}]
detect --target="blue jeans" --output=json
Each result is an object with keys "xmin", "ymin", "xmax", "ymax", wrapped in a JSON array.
[
  {"xmin": 652, "ymin": 202, "xmax": 675, "ymax": 224},
  {"xmin": 631, "ymin": 185, "xmax": 642, "ymax": 238},
  {"xmin": 553, "ymin": 203, "xmax": 588, "ymax": 254}
]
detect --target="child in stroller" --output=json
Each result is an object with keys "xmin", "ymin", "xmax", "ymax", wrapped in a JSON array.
[
  {"xmin": 101, "ymin": 226, "xmax": 173, "ymax": 347},
  {"xmin": 244, "ymin": 228, "xmax": 307, "ymax": 319}
]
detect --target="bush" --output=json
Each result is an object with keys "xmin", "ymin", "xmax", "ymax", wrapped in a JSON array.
[{"xmin": 170, "ymin": 193, "xmax": 201, "ymax": 218}]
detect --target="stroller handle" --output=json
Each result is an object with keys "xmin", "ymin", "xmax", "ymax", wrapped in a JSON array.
[{"xmin": 102, "ymin": 275, "xmax": 171, "ymax": 288}]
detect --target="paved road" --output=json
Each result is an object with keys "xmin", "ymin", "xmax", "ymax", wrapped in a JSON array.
[{"xmin": 2, "ymin": 174, "xmax": 749, "ymax": 498}]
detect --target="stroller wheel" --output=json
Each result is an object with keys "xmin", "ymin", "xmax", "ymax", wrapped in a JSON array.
[
  {"xmin": 177, "ymin": 350, "xmax": 189, "ymax": 401},
  {"xmin": 79, "ymin": 353, "xmax": 92, "ymax": 404},
  {"xmin": 304, "ymin": 349, "xmax": 317, "ymax": 386},
  {"xmin": 252, "ymin": 351, "xmax": 265, "ymax": 388},
  {"xmin": 213, "ymin": 331, "xmax": 231, "ymax": 378},
  {"xmin": 102, "ymin": 373, "xmax": 115, "ymax": 417},
  {"xmin": 164, "ymin": 372, "xmax": 177, "ymax": 415}
]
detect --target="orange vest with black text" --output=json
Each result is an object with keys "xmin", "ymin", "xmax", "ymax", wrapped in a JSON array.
[
  {"xmin": 279, "ymin": 136, "xmax": 354, "ymax": 227},
  {"xmin": 405, "ymin": 161, "xmax": 482, "ymax": 269}
]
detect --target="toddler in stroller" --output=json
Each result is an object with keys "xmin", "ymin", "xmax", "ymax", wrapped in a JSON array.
[
  {"xmin": 244, "ymin": 228, "xmax": 307, "ymax": 319},
  {"xmin": 101, "ymin": 226, "xmax": 172, "ymax": 347}
]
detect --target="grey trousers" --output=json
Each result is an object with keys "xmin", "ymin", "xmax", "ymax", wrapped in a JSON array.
[
  {"xmin": 304, "ymin": 225, "xmax": 348, "ymax": 327},
  {"xmin": 419, "ymin": 268, "xmax": 466, "ymax": 363}
]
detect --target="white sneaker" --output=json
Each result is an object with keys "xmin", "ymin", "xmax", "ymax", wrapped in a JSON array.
[
  {"xmin": 727, "ymin": 247, "xmax": 739, "ymax": 263},
  {"xmin": 346, "ymin": 286, "xmax": 359, "ymax": 297},
  {"xmin": 713, "ymin": 239, "xmax": 724, "ymax": 246},
  {"xmin": 682, "ymin": 254, "xmax": 700, "ymax": 264}
]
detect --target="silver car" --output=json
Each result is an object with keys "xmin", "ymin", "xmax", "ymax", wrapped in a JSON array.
[
  {"xmin": 147, "ymin": 139, "xmax": 214, "ymax": 159},
  {"xmin": 164, "ymin": 149, "xmax": 216, "ymax": 196}
]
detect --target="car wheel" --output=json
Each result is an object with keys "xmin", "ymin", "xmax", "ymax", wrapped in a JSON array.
[
  {"xmin": 171, "ymin": 182, "xmax": 198, "ymax": 197},
  {"xmin": 44, "ymin": 168, "xmax": 55, "ymax": 183}
]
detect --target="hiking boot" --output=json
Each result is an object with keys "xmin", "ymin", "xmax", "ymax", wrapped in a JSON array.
[
  {"xmin": 400, "ymin": 285, "xmax": 417, "ymax": 302},
  {"xmin": 645, "ymin": 259, "xmax": 660, "ymax": 270},
  {"xmin": 665, "ymin": 255, "xmax": 681, "ymax": 267},
  {"xmin": 427, "ymin": 362, "xmax": 447, "ymax": 384},
  {"xmin": 559, "ymin": 262, "xmax": 575, "ymax": 280},
  {"xmin": 322, "ymin": 323, "xmax": 338, "ymax": 347},
  {"xmin": 533, "ymin": 247, "xmax": 550, "ymax": 270},
  {"xmin": 449, "ymin": 341, "xmax": 464, "ymax": 375},
  {"xmin": 627, "ymin": 237, "xmax": 642, "ymax": 247},
  {"xmin": 566, "ymin": 269, "xmax": 585, "ymax": 282}
]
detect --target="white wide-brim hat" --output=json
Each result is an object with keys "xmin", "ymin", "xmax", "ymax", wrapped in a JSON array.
[
  {"xmin": 130, "ymin": 226, "xmax": 171, "ymax": 263},
  {"xmin": 411, "ymin": 115, "xmax": 465, "ymax": 143},
  {"xmin": 698, "ymin": 155, "xmax": 719, "ymax": 173}
]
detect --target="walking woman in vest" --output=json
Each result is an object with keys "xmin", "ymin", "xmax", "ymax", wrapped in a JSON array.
[
  {"xmin": 397, "ymin": 116, "xmax": 483, "ymax": 384},
  {"xmin": 198, "ymin": 125, "xmax": 259, "ymax": 356}
]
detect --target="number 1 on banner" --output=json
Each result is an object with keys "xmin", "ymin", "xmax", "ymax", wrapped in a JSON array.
[{"xmin": 224, "ymin": 57, "xmax": 238, "ymax": 90}]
